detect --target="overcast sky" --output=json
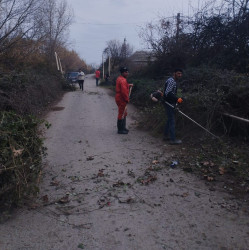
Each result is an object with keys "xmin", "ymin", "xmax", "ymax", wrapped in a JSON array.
[{"xmin": 68, "ymin": 0, "xmax": 210, "ymax": 66}]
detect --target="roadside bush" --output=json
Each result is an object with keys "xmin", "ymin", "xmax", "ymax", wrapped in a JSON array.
[
  {"xmin": 130, "ymin": 78, "xmax": 164, "ymax": 107},
  {"xmin": 0, "ymin": 68, "xmax": 65, "ymax": 115},
  {"xmin": 131, "ymin": 67, "xmax": 249, "ymax": 140},
  {"xmin": 181, "ymin": 67, "xmax": 249, "ymax": 139},
  {"xmin": 0, "ymin": 67, "xmax": 67, "ymax": 207},
  {"xmin": 0, "ymin": 111, "xmax": 45, "ymax": 205}
]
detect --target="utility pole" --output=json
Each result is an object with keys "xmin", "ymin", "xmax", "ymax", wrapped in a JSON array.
[
  {"xmin": 176, "ymin": 13, "xmax": 181, "ymax": 40},
  {"xmin": 123, "ymin": 38, "xmax": 127, "ymax": 58},
  {"xmin": 58, "ymin": 57, "xmax": 63, "ymax": 74},
  {"xmin": 121, "ymin": 38, "xmax": 127, "ymax": 60},
  {"xmin": 55, "ymin": 52, "xmax": 59, "ymax": 71},
  {"xmin": 108, "ymin": 56, "xmax": 110, "ymax": 76},
  {"xmin": 102, "ymin": 53, "xmax": 105, "ymax": 79}
]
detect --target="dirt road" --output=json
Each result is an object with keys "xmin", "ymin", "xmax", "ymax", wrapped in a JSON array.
[{"xmin": 0, "ymin": 75, "xmax": 249, "ymax": 250}]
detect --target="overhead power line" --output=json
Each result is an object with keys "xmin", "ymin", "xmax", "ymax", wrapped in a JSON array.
[
  {"xmin": 74, "ymin": 16, "xmax": 177, "ymax": 26},
  {"xmin": 75, "ymin": 21, "xmax": 146, "ymax": 26}
]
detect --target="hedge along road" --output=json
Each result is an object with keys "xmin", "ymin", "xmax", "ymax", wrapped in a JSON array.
[{"xmin": 0, "ymin": 74, "xmax": 249, "ymax": 250}]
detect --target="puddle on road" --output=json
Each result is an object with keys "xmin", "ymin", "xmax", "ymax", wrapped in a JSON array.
[
  {"xmin": 51, "ymin": 106, "xmax": 65, "ymax": 111},
  {"xmin": 87, "ymin": 91, "xmax": 101, "ymax": 95}
]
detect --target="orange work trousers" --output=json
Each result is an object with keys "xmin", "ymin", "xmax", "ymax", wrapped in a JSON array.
[{"xmin": 116, "ymin": 101, "xmax": 127, "ymax": 119}]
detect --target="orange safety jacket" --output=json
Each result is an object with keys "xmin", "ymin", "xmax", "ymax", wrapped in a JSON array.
[
  {"xmin": 115, "ymin": 75, "xmax": 129, "ymax": 104},
  {"xmin": 95, "ymin": 70, "xmax": 100, "ymax": 78}
]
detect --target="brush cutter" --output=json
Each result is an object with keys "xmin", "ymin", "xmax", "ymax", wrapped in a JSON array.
[{"xmin": 165, "ymin": 101, "xmax": 220, "ymax": 140}]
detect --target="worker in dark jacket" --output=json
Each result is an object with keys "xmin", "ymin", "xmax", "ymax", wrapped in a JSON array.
[{"xmin": 163, "ymin": 68, "xmax": 183, "ymax": 144}]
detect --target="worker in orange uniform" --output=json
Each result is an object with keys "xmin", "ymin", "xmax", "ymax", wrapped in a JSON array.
[
  {"xmin": 95, "ymin": 69, "xmax": 100, "ymax": 86},
  {"xmin": 115, "ymin": 67, "xmax": 133, "ymax": 134}
]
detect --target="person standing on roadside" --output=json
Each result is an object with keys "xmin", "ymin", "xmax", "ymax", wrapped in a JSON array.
[
  {"xmin": 77, "ymin": 69, "xmax": 85, "ymax": 91},
  {"xmin": 95, "ymin": 69, "xmax": 100, "ymax": 86},
  {"xmin": 115, "ymin": 67, "xmax": 133, "ymax": 134},
  {"xmin": 163, "ymin": 68, "xmax": 183, "ymax": 144}
]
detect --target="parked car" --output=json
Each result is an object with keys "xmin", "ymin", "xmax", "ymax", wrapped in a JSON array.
[{"xmin": 65, "ymin": 72, "xmax": 78, "ymax": 84}]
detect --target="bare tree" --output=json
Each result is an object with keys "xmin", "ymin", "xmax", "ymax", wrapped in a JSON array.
[
  {"xmin": 0, "ymin": 0, "xmax": 74, "ymax": 70},
  {"xmin": 38, "ymin": 0, "xmax": 73, "ymax": 58},
  {"xmin": 223, "ymin": 0, "xmax": 249, "ymax": 18},
  {"xmin": 139, "ymin": 0, "xmax": 249, "ymax": 73},
  {"xmin": 0, "ymin": 0, "xmax": 41, "ymax": 53},
  {"xmin": 139, "ymin": 18, "xmax": 175, "ymax": 58},
  {"xmin": 103, "ymin": 39, "xmax": 133, "ymax": 71},
  {"xmin": 59, "ymin": 47, "xmax": 87, "ymax": 73},
  {"xmin": 189, "ymin": 0, "xmax": 249, "ymax": 71}
]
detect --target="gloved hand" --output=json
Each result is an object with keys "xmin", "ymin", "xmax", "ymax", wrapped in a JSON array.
[{"xmin": 177, "ymin": 97, "xmax": 183, "ymax": 103}]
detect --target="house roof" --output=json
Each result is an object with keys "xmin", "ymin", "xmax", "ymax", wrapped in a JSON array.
[{"xmin": 130, "ymin": 50, "xmax": 155, "ymax": 63}]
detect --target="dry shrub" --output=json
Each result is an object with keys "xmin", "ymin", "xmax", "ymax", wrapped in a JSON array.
[
  {"xmin": 0, "ymin": 111, "xmax": 45, "ymax": 205},
  {"xmin": 0, "ymin": 67, "xmax": 70, "ymax": 207},
  {"xmin": 181, "ymin": 67, "xmax": 249, "ymax": 139},
  {"xmin": 0, "ymin": 68, "xmax": 66, "ymax": 115},
  {"xmin": 130, "ymin": 66, "xmax": 249, "ymax": 140}
]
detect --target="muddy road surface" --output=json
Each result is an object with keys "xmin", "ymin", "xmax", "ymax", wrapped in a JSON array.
[{"xmin": 0, "ymin": 75, "xmax": 249, "ymax": 250}]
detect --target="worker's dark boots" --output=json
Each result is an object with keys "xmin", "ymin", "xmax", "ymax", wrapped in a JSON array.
[
  {"xmin": 123, "ymin": 117, "xmax": 129, "ymax": 132},
  {"xmin": 169, "ymin": 139, "xmax": 182, "ymax": 145},
  {"xmin": 117, "ymin": 120, "xmax": 128, "ymax": 134}
]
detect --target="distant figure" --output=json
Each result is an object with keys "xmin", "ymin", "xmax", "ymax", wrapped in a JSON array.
[
  {"xmin": 77, "ymin": 69, "xmax": 85, "ymax": 91},
  {"xmin": 115, "ymin": 67, "xmax": 133, "ymax": 134},
  {"xmin": 95, "ymin": 69, "xmax": 100, "ymax": 86},
  {"xmin": 105, "ymin": 73, "xmax": 110, "ymax": 83}
]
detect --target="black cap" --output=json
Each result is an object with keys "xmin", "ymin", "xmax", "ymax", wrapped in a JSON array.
[
  {"xmin": 174, "ymin": 68, "xmax": 183, "ymax": 73},
  {"xmin": 120, "ymin": 67, "xmax": 129, "ymax": 73}
]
